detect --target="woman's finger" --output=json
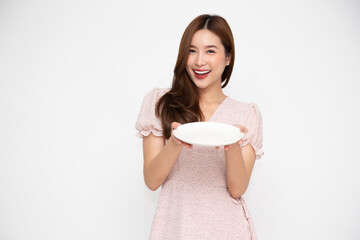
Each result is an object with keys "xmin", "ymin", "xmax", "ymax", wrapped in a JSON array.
[
  {"xmin": 170, "ymin": 123, "xmax": 193, "ymax": 149},
  {"xmin": 185, "ymin": 143, "xmax": 193, "ymax": 149},
  {"xmin": 171, "ymin": 122, "xmax": 181, "ymax": 130}
]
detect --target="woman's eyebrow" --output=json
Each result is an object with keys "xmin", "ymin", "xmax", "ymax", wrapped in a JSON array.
[
  {"xmin": 189, "ymin": 45, "xmax": 219, "ymax": 49},
  {"xmin": 205, "ymin": 45, "xmax": 219, "ymax": 48}
]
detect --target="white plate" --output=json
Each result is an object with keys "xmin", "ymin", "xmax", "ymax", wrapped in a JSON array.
[{"xmin": 172, "ymin": 122, "xmax": 243, "ymax": 147}]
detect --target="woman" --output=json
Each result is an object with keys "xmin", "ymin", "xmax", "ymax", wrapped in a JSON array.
[{"xmin": 136, "ymin": 14, "xmax": 263, "ymax": 239}]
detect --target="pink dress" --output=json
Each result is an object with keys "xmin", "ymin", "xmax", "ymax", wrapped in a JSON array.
[{"xmin": 136, "ymin": 88, "xmax": 264, "ymax": 240}]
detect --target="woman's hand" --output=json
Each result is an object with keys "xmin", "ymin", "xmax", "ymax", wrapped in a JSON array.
[
  {"xmin": 223, "ymin": 125, "xmax": 248, "ymax": 151},
  {"xmin": 170, "ymin": 122, "xmax": 193, "ymax": 149}
]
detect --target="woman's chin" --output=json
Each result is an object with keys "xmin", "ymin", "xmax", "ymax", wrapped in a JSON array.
[
  {"xmin": 191, "ymin": 78, "xmax": 220, "ymax": 91},
  {"xmin": 193, "ymin": 81, "xmax": 209, "ymax": 90}
]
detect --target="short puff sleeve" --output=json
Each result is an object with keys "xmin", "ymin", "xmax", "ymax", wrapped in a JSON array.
[
  {"xmin": 135, "ymin": 88, "xmax": 168, "ymax": 138},
  {"xmin": 240, "ymin": 103, "xmax": 264, "ymax": 160}
]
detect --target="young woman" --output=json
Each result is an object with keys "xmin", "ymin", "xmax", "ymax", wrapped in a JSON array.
[{"xmin": 136, "ymin": 14, "xmax": 263, "ymax": 239}]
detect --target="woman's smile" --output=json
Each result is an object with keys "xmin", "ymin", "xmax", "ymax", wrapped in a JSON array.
[{"xmin": 193, "ymin": 69, "xmax": 211, "ymax": 79}]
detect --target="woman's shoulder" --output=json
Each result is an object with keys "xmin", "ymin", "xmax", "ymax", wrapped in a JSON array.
[
  {"xmin": 226, "ymin": 97, "xmax": 260, "ymax": 112},
  {"xmin": 136, "ymin": 88, "xmax": 170, "ymax": 138},
  {"xmin": 144, "ymin": 87, "xmax": 170, "ymax": 100},
  {"xmin": 139, "ymin": 87, "xmax": 170, "ymax": 113}
]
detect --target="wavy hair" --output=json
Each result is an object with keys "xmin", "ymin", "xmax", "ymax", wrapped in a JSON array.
[{"xmin": 156, "ymin": 14, "xmax": 235, "ymax": 139}]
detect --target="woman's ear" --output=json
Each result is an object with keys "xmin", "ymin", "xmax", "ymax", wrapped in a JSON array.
[{"xmin": 226, "ymin": 54, "xmax": 231, "ymax": 66}]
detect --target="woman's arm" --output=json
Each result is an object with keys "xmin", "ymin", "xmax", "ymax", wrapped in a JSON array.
[
  {"xmin": 142, "ymin": 122, "xmax": 190, "ymax": 191},
  {"xmin": 224, "ymin": 126, "xmax": 256, "ymax": 199}
]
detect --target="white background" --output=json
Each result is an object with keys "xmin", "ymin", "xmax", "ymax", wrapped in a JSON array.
[{"xmin": 1, "ymin": 0, "xmax": 359, "ymax": 239}]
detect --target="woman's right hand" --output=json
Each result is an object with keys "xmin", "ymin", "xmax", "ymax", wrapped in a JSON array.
[{"xmin": 170, "ymin": 122, "xmax": 193, "ymax": 149}]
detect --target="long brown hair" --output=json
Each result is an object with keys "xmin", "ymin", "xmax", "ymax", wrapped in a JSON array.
[{"xmin": 156, "ymin": 14, "xmax": 235, "ymax": 139}]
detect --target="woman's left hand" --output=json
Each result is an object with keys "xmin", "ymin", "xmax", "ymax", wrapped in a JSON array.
[{"xmin": 223, "ymin": 125, "xmax": 248, "ymax": 151}]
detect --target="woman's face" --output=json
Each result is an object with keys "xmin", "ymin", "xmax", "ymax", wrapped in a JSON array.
[{"xmin": 186, "ymin": 29, "xmax": 230, "ymax": 91}]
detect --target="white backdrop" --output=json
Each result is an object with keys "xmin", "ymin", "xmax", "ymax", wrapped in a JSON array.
[{"xmin": 1, "ymin": 0, "xmax": 359, "ymax": 239}]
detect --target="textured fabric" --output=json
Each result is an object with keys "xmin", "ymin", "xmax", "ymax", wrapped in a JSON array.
[
  {"xmin": 135, "ymin": 88, "xmax": 169, "ymax": 138},
  {"xmin": 135, "ymin": 88, "xmax": 264, "ymax": 240}
]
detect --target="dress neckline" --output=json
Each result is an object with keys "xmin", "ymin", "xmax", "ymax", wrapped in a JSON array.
[{"xmin": 205, "ymin": 96, "xmax": 229, "ymax": 122}]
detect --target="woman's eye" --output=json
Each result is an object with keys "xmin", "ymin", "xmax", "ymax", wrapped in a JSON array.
[
  {"xmin": 208, "ymin": 50, "xmax": 215, "ymax": 53},
  {"xmin": 189, "ymin": 49, "xmax": 196, "ymax": 53}
]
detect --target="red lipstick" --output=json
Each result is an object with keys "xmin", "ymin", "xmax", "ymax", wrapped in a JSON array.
[{"xmin": 193, "ymin": 69, "xmax": 210, "ymax": 79}]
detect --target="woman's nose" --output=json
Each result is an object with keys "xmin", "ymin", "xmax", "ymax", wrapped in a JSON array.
[{"xmin": 195, "ymin": 52, "xmax": 206, "ymax": 66}]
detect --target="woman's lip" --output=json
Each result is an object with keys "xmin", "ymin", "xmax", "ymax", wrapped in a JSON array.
[{"xmin": 193, "ymin": 70, "xmax": 210, "ymax": 79}]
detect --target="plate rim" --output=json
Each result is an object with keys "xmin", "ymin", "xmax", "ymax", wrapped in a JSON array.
[{"xmin": 172, "ymin": 121, "xmax": 243, "ymax": 147}]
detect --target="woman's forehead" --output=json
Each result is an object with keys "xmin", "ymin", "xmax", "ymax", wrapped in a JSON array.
[{"xmin": 190, "ymin": 29, "xmax": 223, "ymax": 48}]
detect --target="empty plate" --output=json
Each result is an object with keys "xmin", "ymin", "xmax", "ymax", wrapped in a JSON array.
[{"xmin": 172, "ymin": 122, "xmax": 243, "ymax": 147}]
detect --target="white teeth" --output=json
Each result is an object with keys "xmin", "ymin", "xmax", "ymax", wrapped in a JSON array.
[{"xmin": 194, "ymin": 70, "xmax": 210, "ymax": 74}]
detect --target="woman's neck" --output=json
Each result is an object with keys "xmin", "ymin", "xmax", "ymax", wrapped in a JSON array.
[{"xmin": 198, "ymin": 87, "xmax": 226, "ymax": 105}]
